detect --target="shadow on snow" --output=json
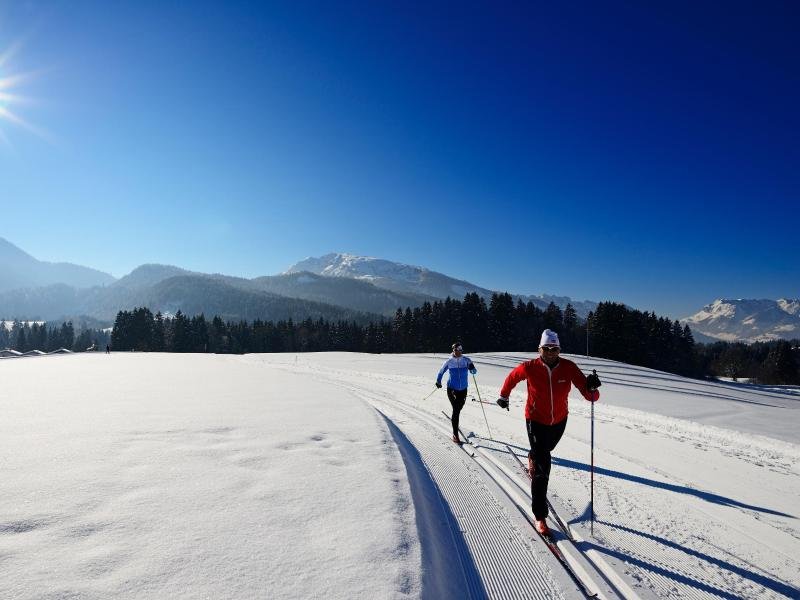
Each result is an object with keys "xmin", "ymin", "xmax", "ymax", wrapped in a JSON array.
[
  {"xmin": 573, "ymin": 511, "xmax": 799, "ymax": 600},
  {"xmin": 378, "ymin": 410, "xmax": 489, "ymax": 600},
  {"xmin": 502, "ymin": 442, "xmax": 798, "ymax": 598},
  {"xmin": 554, "ymin": 455, "xmax": 795, "ymax": 519}
]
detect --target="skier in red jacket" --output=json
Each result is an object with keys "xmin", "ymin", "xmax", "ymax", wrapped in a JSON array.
[{"xmin": 497, "ymin": 329, "xmax": 601, "ymax": 535}]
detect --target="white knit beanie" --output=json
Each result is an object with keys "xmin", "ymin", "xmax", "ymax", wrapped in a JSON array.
[{"xmin": 539, "ymin": 329, "xmax": 560, "ymax": 348}]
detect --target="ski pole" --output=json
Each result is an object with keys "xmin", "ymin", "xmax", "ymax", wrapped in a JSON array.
[
  {"xmin": 471, "ymin": 373, "xmax": 493, "ymax": 441},
  {"xmin": 422, "ymin": 386, "xmax": 439, "ymax": 401},
  {"xmin": 470, "ymin": 398, "xmax": 494, "ymax": 406},
  {"xmin": 590, "ymin": 369, "xmax": 596, "ymax": 536}
]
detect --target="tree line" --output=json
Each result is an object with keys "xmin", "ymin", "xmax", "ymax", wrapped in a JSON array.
[
  {"xmin": 107, "ymin": 294, "xmax": 724, "ymax": 380},
  {"xmin": 0, "ymin": 320, "xmax": 111, "ymax": 353},
  {"xmin": 695, "ymin": 340, "xmax": 800, "ymax": 385},
  {"xmin": 7, "ymin": 293, "xmax": 796, "ymax": 384}
]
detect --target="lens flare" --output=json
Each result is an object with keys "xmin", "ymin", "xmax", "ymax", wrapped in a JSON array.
[{"xmin": 0, "ymin": 41, "xmax": 51, "ymax": 146}]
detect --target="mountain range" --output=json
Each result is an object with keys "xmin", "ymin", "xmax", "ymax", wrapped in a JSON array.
[
  {"xmin": 0, "ymin": 239, "xmax": 595, "ymax": 327},
  {"xmin": 3, "ymin": 238, "xmax": 795, "ymax": 343},
  {"xmin": 682, "ymin": 298, "xmax": 800, "ymax": 343},
  {"xmin": 0, "ymin": 237, "xmax": 115, "ymax": 292},
  {"xmin": 286, "ymin": 253, "xmax": 599, "ymax": 317}
]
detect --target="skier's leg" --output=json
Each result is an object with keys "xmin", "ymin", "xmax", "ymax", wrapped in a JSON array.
[
  {"xmin": 448, "ymin": 388, "xmax": 467, "ymax": 438},
  {"xmin": 527, "ymin": 418, "xmax": 567, "ymax": 520},
  {"xmin": 447, "ymin": 388, "xmax": 459, "ymax": 437},
  {"xmin": 526, "ymin": 420, "xmax": 547, "ymax": 519},
  {"xmin": 547, "ymin": 417, "xmax": 568, "ymax": 453}
]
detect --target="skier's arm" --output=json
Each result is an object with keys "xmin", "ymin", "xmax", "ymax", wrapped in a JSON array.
[
  {"xmin": 571, "ymin": 365, "xmax": 600, "ymax": 402},
  {"xmin": 498, "ymin": 363, "xmax": 526, "ymax": 399},
  {"xmin": 436, "ymin": 359, "xmax": 449, "ymax": 386},
  {"xmin": 467, "ymin": 358, "xmax": 477, "ymax": 375},
  {"xmin": 496, "ymin": 364, "xmax": 526, "ymax": 409}
]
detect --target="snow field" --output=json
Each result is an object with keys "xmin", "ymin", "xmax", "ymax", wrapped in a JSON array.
[
  {"xmin": 2, "ymin": 350, "xmax": 799, "ymax": 599},
  {"xmin": 255, "ymin": 351, "xmax": 800, "ymax": 599},
  {"xmin": 1, "ymin": 353, "xmax": 420, "ymax": 599}
]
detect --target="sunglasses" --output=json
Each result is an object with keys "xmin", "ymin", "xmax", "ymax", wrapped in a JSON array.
[
  {"xmin": 453, "ymin": 346, "xmax": 463, "ymax": 352},
  {"xmin": 541, "ymin": 345, "xmax": 560, "ymax": 352}
]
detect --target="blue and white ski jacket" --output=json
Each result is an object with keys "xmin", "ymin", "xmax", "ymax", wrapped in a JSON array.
[{"xmin": 437, "ymin": 355, "xmax": 477, "ymax": 391}]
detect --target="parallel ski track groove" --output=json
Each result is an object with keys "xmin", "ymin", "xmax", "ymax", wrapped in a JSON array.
[
  {"xmin": 335, "ymin": 380, "xmax": 570, "ymax": 600},
  {"xmin": 263, "ymin": 356, "xmax": 800, "ymax": 600},
  {"xmin": 338, "ymin": 380, "xmax": 639, "ymax": 600},
  {"xmin": 381, "ymin": 389, "xmax": 625, "ymax": 597},
  {"xmin": 274, "ymin": 360, "xmax": 650, "ymax": 598}
]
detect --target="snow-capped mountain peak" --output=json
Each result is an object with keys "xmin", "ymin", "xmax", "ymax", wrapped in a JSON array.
[
  {"xmin": 286, "ymin": 253, "xmax": 430, "ymax": 285},
  {"xmin": 777, "ymin": 298, "xmax": 800, "ymax": 316},
  {"xmin": 683, "ymin": 298, "xmax": 800, "ymax": 342},
  {"xmin": 285, "ymin": 252, "xmax": 598, "ymax": 317}
]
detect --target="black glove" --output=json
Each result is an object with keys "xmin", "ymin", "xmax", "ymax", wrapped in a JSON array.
[
  {"xmin": 435, "ymin": 381, "xmax": 442, "ymax": 389},
  {"xmin": 586, "ymin": 369, "xmax": 602, "ymax": 391},
  {"xmin": 496, "ymin": 397, "xmax": 509, "ymax": 410}
]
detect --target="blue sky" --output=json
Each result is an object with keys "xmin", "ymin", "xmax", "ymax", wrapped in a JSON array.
[{"xmin": 1, "ymin": 1, "xmax": 798, "ymax": 318}]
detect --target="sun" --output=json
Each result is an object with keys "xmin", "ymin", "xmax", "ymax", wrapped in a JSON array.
[{"xmin": 0, "ymin": 40, "xmax": 48, "ymax": 145}]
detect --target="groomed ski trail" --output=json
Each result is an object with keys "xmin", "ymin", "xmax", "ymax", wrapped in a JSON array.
[
  {"xmin": 247, "ymin": 352, "xmax": 800, "ymax": 600},
  {"xmin": 344, "ymin": 383, "xmax": 580, "ymax": 599}
]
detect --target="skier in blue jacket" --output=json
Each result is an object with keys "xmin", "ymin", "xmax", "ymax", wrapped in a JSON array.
[{"xmin": 436, "ymin": 342, "xmax": 477, "ymax": 443}]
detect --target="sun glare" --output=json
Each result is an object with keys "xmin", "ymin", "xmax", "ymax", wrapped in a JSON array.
[{"xmin": 0, "ymin": 41, "xmax": 50, "ymax": 147}]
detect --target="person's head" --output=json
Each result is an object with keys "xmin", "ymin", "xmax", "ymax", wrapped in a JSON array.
[
  {"xmin": 451, "ymin": 342, "xmax": 463, "ymax": 356},
  {"xmin": 538, "ymin": 329, "xmax": 560, "ymax": 366}
]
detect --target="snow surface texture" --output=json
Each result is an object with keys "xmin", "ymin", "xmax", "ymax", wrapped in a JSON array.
[{"xmin": 2, "ymin": 352, "xmax": 799, "ymax": 599}]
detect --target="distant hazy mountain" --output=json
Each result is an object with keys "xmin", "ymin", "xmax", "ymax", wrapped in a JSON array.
[
  {"xmin": 251, "ymin": 272, "xmax": 438, "ymax": 316},
  {"xmin": 683, "ymin": 299, "xmax": 800, "ymax": 343},
  {"xmin": 0, "ymin": 240, "xmax": 601, "ymax": 325},
  {"xmin": 112, "ymin": 264, "xmax": 195, "ymax": 289},
  {"xmin": 139, "ymin": 275, "xmax": 375, "ymax": 323},
  {"xmin": 0, "ymin": 273, "xmax": 379, "ymax": 324},
  {"xmin": 285, "ymin": 253, "xmax": 598, "ymax": 317},
  {"xmin": 0, "ymin": 237, "xmax": 115, "ymax": 292}
]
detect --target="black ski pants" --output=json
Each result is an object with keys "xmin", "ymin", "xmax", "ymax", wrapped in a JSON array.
[
  {"xmin": 447, "ymin": 387, "xmax": 468, "ymax": 438},
  {"xmin": 526, "ymin": 417, "xmax": 568, "ymax": 521}
]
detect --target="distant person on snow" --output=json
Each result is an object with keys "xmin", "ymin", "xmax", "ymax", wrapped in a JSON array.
[
  {"xmin": 106, "ymin": 344, "xmax": 110, "ymax": 354},
  {"xmin": 436, "ymin": 342, "xmax": 477, "ymax": 444},
  {"xmin": 496, "ymin": 329, "xmax": 601, "ymax": 535}
]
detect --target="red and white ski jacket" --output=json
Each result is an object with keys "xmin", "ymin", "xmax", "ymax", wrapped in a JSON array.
[{"xmin": 499, "ymin": 357, "xmax": 595, "ymax": 424}]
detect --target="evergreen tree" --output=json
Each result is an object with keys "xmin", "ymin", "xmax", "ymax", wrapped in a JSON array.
[
  {"xmin": 543, "ymin": 302, "xmax": 564, "ymax": 333},
  {"xmin": 209, "ymin": 315, "xmax": 227, "ymax": 353},
  {"xmin": 60, "ymin": 322, "xmax": 75, "ymax": 350},
  {"xmin": 111, "ymin": 311, "xmax": 131, "ymax": 350},
  {"xmin": 714, "ymin": 344, "xmax": 750, "ymax": 380},
  {"xmin": 0, "ymin": 321, "xmax": 9, "ymax": 349},
  {"xmin": 562, "ymin": 303, "xmax": 578, "ymax": 352},
  {"xmin": 73, "ymin": 329, "xmax": 95, "ymax": 351},
  {"xmin": 460, "ymin": 293, "xmax": 489, "ymax": 351},
  {"xmin": 172, "ymin": 311, "xmax": 189, "ymax": 352},
  {"xmin": 12, "ymin": 321, "xmax": 26, "ymax": 351},
  {"xmin": 153, "ymin": 312, "xmax": 166, "ymax": 351},
  {"xmin": 129, "ymin": 309, "xmax": 154, "ymax": 351},
  {"xmin": 488, "ymin": 293, "xmax": 516, "ymax": 351},
  {"xmin": 416, "ymin": 302, "xmax": 435, "ymax": 351},
  {"xmin": 761, "ymin": 341, "xmax": 799, "ymax": 384},
  {"xmin": 514, "ymin": 301, "xmax": 544, "ymax": 351}
]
